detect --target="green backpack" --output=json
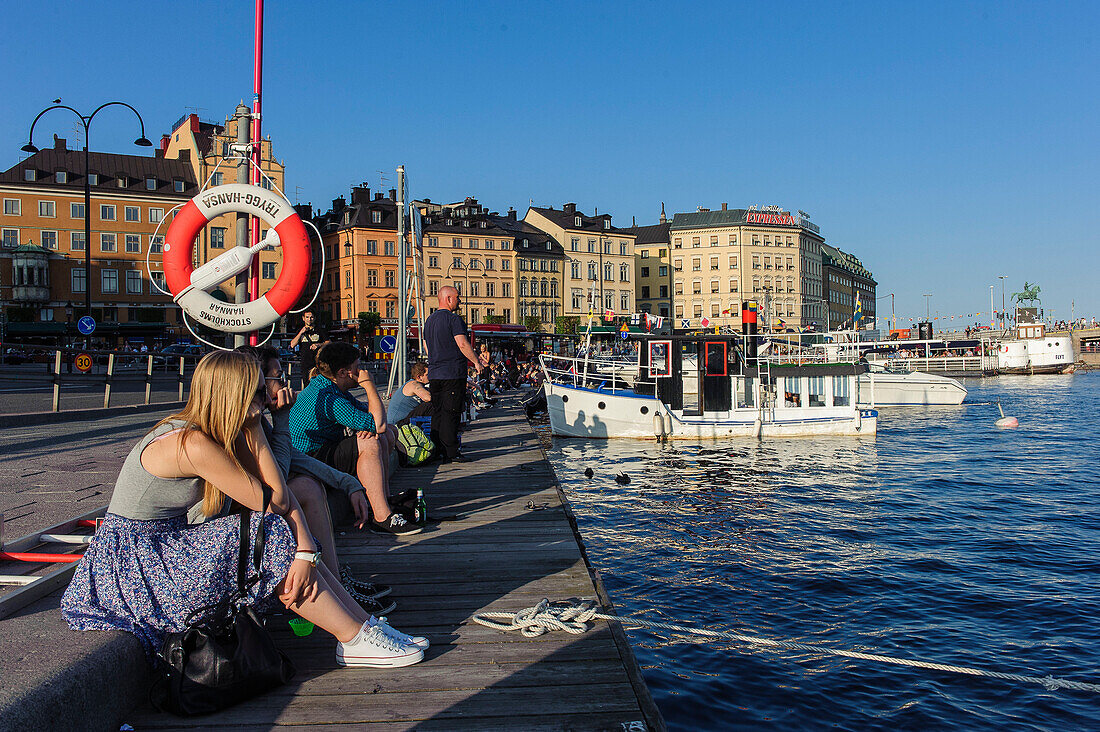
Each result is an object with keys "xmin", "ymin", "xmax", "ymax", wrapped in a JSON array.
[{"xmin": 397, "ymin": 423, "xmax": 435, "ymax": 466}]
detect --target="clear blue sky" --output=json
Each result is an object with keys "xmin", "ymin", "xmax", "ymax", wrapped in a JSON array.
[{"xmin": 4, "ymin": 1, "xmax": 1098, "ymax": 324}]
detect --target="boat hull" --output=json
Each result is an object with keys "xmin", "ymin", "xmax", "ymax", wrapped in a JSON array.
[
  {"xmin": 859, "ymin": 371, "xmax": 967, "ymax": 406},
  {"xmin": 544, "ymin": 382, "xmax": 876, "ymax": 439}
]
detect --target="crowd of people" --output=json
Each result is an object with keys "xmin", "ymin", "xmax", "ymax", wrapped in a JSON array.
[{"xmin": 60, "ymin": 285, "xmax": 546, "ymax": 674}]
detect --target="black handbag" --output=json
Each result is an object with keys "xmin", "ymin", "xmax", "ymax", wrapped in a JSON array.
[{"xmin": 151, "ymin": 489, "xmax": 295, "ymax": 716}]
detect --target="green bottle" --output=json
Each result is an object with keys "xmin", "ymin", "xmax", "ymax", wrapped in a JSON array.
[{"xmin": 415, "ymin": 485, "xmax": 427, "ymax": 525}]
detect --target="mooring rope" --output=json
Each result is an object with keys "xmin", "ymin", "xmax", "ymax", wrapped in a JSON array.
[{"xmin": 471, "ymin": 599, "xmax": 1099, "ymax": 693}]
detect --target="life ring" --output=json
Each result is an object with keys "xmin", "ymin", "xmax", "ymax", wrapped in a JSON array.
[{"xmin": 163, "ymin": 183, "xmax": 311, "ymax": 333}]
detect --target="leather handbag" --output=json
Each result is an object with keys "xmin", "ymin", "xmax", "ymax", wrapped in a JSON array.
[{"xmin": 151, "ymin": 489, "xmax": 295, "ymax": 716}]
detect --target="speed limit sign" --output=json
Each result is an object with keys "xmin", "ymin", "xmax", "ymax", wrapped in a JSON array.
[{"xmin": 75, "ymin": 353, "xmax": 93, "ymax": 373}]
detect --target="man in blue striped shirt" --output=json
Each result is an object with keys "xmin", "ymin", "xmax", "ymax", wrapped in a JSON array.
[{"xmin": 290, "ymin": 342, "xmax": 419, "ymax": 535}]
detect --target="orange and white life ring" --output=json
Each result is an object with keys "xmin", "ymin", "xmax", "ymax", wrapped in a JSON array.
[{"xmin": 163, "ymin": 184, "xmax": 311, "ymax": 333}]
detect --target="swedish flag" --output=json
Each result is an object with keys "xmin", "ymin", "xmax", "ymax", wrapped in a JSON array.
[{"xmin": 854, "ymin": 291, "xmax": 863, "ymax": 327}]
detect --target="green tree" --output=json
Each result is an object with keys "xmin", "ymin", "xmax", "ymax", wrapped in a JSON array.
[
  {"xmin": 554, "ymin": 315, "xmax": 579, "ymax": 334},
  {"xmin": 358, "ymin": 311, "xmax": 381, "ymax": 354},
  {"xmin": 523, "ymin": 315, "xmax": 543, "ymax": 333},
  {"xmin": 483, "ymin": 314, "xmax": 507, "ymax": 325}
]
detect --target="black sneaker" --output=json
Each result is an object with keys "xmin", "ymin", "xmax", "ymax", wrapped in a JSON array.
[
  {"xmin": 340, "ymin": 565, "xmax": 392, "ymax": 599},
  {"xmin": 447, "ymin": 452, "xmax": 472, "ymax": 463},
  {"xmin": 370, "ymin": 512, "xmax": 422, "ymax": 535},
  {"xmin": 345, "ymin": 587, "xmax": 397, "ymax": 615}
]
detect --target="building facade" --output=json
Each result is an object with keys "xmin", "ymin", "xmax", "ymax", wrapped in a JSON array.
[
  {"xmin": 821, "ymin": 243, "xmax": 877, "ymax": 330},
  {"xmin": 624, "ymin": 221, "xmax": 671, "ymax": 317},
  {"xmin": 524, "ymin": 204, "xmax": 635, "ymax": 320},
  {"xmin": 669, "ymin": 205, "xmax": 825, "ymax": 331},
  {"xmin": 0, "ymin": 136, "xmax": 196, "ymax": 342}
]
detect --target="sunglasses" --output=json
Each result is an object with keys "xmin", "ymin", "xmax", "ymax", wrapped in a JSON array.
[{"xmin": 265, "ymin": 373, "xmax": 287, "ymax": 385}]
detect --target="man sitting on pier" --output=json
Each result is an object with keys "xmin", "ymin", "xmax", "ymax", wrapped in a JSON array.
[{"xmin": 289, "ymin": 342, "xmax": 419, "ymax": 536}]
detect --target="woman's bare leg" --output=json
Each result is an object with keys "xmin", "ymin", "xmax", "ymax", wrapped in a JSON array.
[
  {"xmin": 287, "ymin": 475, "xmax": 339, "ymax": 574},
  {"xmin": 278, "ymin": 567, "xmax": 365, "ymax": 643}
]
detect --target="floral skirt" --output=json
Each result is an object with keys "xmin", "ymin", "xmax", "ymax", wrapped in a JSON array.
[{"xmin": 61, "ymin": 512, "xmax": 294, "ymax": 661}]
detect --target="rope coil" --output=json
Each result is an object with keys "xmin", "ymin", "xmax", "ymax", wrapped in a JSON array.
[{"xmin": 471, "ymin": 599, "xmax": 1100, "ymax": 693}]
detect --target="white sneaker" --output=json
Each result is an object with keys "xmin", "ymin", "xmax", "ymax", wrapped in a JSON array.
[
  {"xmin": 336, "ymin": 622, "xmax": 424, "ymax": 668},
  {"xmin": 373, "ymin": 616, "xmax": 429, "ymax": 650}
]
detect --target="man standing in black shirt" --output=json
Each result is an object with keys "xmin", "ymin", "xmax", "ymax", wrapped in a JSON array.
[
  {"xmin": 290, "ymin": 311, "xmax": 329, "ymax": 388},
  {"xmin": 424, "ymin": 286, "xmax": 482, "ymax": 462}
]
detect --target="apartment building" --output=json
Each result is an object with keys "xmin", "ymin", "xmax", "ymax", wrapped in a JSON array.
[
  {"xmin": 524, "ymin": 203, "xmax": 635, "ymax": 319},
  {"xmin": 821, "ymin": 243, "xmax": 876, "ymax": 329},
  {"xmin": 622, "ymin": 221, "xmax": 671, "ymax": 317},
  {"xmin": 669, "ymin": 205, "xmax": 825, "ymax": 330},
  {"xmin": 0, "ymin": 136, "xmax": 196, "ymax": 341},
  {"xmin": 311, "ymin": 185, "xmax": 406, "ymax": 327},
  {"xmin": 505, "ymin": 215, "xmax": 565, "ymax": 331}
]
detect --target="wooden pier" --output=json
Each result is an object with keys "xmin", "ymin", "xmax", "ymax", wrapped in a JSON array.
[{"xmin": 129, "ymin": 396, "xmax": 664, "ymax": 730}]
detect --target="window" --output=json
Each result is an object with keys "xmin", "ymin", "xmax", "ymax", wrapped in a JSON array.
[
  {"xmin": 641, "ymin": 266, "xmax": 650, "ymax": 278},
  {"xmin": 753, "ymin": 256, "xmax": 761, "ymax": 269},
  {"xmin": 429, "ymin": 280, "xmax": 439, "ymax": 296},
  {"xmin": 604, "ymin": 262, "xmax": 613, "ymax": 281},
  {"xmin": 149, "ymin": 235, "xmax": 163, "ymax": 253},
  {"xmin": 149, "ymin": 270, "xmax": 165, "ymax": 293},
  {"xmin": 125, "ymin": 206, "xmax": 140, "ymax": 222},
  {"xmin": 710, "ymin": 256, "xmax": 719, "ymax": 270},
  {"xmin": 54, "ymin": 171, "xmax": 68, "ymax": 184},
  {"xmin": 212, "ymin": 172, "xmax": 225, "ymax": 186},
  {"xmin": 366, "ymin": 239, "xmax": 377, "ymax": 255},
  {"xmin": 101, "ymin": 269, "xmax": 118, "ymax": 294},
  {"xmin": 500, "ymin": 240, "xmax": 510, "ymax": 250},
  {"xmin": 4, "ymin": 199, "xmax": 21, "ymax": 215},
  {"xmin": 571, "ymin": 237, "xmax": 579, "ymax": 251},
  {"xmin": 384, "ymin": 240, "xmax": 395, "ymax": 256},
  {"xmin": 471, "ymin": 281, "xmax": 480, "ymax": 297},
  {"xmin": 367, "ymin": 269, "xmax": 378, "ymax": 286},
  {"xmin": 100, "ymin": 233, "xmax": 117, "ymax": 252},
  {"xmin": 143, "ymin": 176, "xmax": 158, "ymax": 191},
  {"xmin": 673, "ymin": 258, "xmax": 683, "ymax": 271},
  {"xmin": 571, "ymin": 261, "xmax": 580, "ymax": 279},
  {"xmin": 587, "ymin": 239, "xmax": 595, "ymax": 253},
  {"xmin": 807, "ymin": 376, "xmax": 826, "ymax": 407},
  {"xmin": 344, "ymin": 241, "xmax": 352, "ymax": 257},
  {"xmin": 385, "ymin": 270, "xmax": 395, "ymax": 287},
  {"xmin": 692, "ymin": 280, "xmax": 702, "ymax": 294},
  {"xmin": 174, "ymin": 180, "xmax": 185, "ymax": 193},
  {"xmin": 210, "ymin": 227, "xmax": 226, "ymax": 249},
  {"xmin": 452, "ymin": 237, "xmax": 461, "ymax": 248},
  {"xmin": 659, "ymin": 265, "xmax": 668, "ymax": 277},
  {"xmin": 70, "ymin": 231, "xmax": 85, "ymax": 250},
  {"xmin": 692, "ymin": 237, "xmax": 700, "ymax": 248},
  {"xmin": 72, "ymin": 267, "xmax": 86, "ymax": 293},
  {"xmin": 692, "ymin": 258, "xmax": 701, "ymax": 271},
  {"xmin": 605, "ymin": 291, "xmax": 614, "ymax": 311},
  {"xmin": 469, "ymin": 238, "xmax": 479, "ymax": 249},
  {"xmin": 711, "ymin": 279, "xmax": 720, "ymax": 293},
  {"xmin": 620, "ymin": 263, "xmax": 630, "ymax": 281},
  {"xmin": 574, "ymin": 216, "xmax": 582, "ymax": 227},
  {"xmin": 621, "ymin": 292, "xmax": 630, "ymax": 311},
  {"xmin": 641, "ymin": 286, "xmax": 651, "ymax": 298},
  {"xmin": 502, "ymin": 281, "xmax": 512, "ymax": 297},
  {"xmin": 125, "ymin": 234, "xmax": 141, "ymax": 253},
  {"xmin": 833, "ymin": 376, "xmax": 850, "ymax": 406},
  {"xmin": 587, "ymin": 262, "xmax": 597, "ymax": 280},
  {"xmin": 660, "ymin": 285, "xmax": 668, "ymax": 298},
  {"xmin": 100, "ymin": 204, "xmax": 116, "ymax": 221},
  {"xmin": 428, "ymin": 255, "xmax": 439, "ymax": 268},
  {"xmin": 428, "ymin": 236, "xmax": 438, "ymax": 247},
  {"xmin": 485, "ymin": 258, "xmax": 495, "ymax": 270},
  {"xmin": 88, "ymin": 173, "xmax": 98, "ymax": 185},
  {"xmin": 485, "ymin": 240, "xmax": 495, "ymax": 250},
  {"xmin": 372, "ymin": 210, "xmax": 382, "ymax": 224},
  {"xmin": 710, "ymin": 236, "xmax": 719, "ymax": 247},
  {"xmin": 501, "ymin": 258, "xmax": 511, "ymax": 270},
  {"xmin": 386, "ymin": 300, "xmax": 396, "ymax": 318},
  {"xmin": 730, "ymin": 278, "xmax": 739, "ymax": 292},
  {"xmin": 126, "ymin": 270, "xmax": 143, "ymax": 294},
  {"xmin": 694, "ymin": 304, "xmax": 703, "ymax": 318},
  {"xmin": 149, "ymin": 207, "xmax": 163, "ymax": 223},
  {"xmin": 24, "ymin": 169, "xmax": 36, "ymax": 182},
  {"xmin": 345, "ymin": 270, "xmax": 352, "ymax": 288},
  {"xmin": 486, "ymin": 281, "xmax": 495, "ymax": 297},
  {"xmin": 262, "ymin": 262, "xmax": 276, "ymax": 279},
  {"xmin": 39, "ymin": 201, "xmax": 56, "ymax": 217}
]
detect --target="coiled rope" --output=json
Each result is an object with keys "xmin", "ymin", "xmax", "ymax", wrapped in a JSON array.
[{"xmin": 471, "ymin": 599, "xmax": 1099, "ymax": 693}]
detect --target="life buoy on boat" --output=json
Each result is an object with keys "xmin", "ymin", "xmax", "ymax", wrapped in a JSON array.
[
  {"xmin": 162, "ymin": 184, "xmax": 311, "ymax": 333},
  {"xmin": 653, "ymin": 411, "xmax": 665, "ymax": 440}
]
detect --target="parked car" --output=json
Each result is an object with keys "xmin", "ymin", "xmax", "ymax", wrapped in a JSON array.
[{"xmin": 3, "ymin": 348, "xmax": 30, "ymax": 365}]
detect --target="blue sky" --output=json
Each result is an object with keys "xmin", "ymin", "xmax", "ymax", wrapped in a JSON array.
[{"xmin": 3, "ymin": 1, "xmax": 1098, "ymax": 324}]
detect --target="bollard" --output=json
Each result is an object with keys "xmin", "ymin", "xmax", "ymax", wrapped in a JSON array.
[
  {"xmin": 52, "ymin": 350, "xmax": 62, "ymax": 412},
  {"xmin": 177, "ymin": 357, "xmax": 185, "ymax": 401},
  {"xmin": 103, "ymin": 352, "xmax": 115, "ymax": 408},
  {"xmin": 144, "ymin": 354, "xmax": 153, "ymax": 405}
]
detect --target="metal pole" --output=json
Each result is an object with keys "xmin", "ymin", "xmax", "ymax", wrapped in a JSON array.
[
  {"xmin": 396, "ymin": 165, "xmax": 407, "ymax": 385},
  {"xmin": 248, "ymin": 0, "xmax": 265, "ymax": 346},
  {"xmin": 144, "ymin": 354, "xmax": 153, "ymax": 404},
  {"xmin": 52, "ymin": 350, "xmax": 62, "ymax": 412},
  {"xmin": 989, "ymin": 285, "xmax": 995, "ymax": 330},
  {"xmin": 83, "ymin": 136, "xmax": 91, "ymax": 318},
  {"xmin": 103, "ymin": 352, "xmax": 114, "ymax": 408},
  {"xmin": 233, "ymin": 102, "xmax": 251, "ymax": 348}
]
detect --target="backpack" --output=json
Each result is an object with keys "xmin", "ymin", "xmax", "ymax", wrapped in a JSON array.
[{"xmin": 396, "ymin": 423, "xmax": 435, "ymax": 466}]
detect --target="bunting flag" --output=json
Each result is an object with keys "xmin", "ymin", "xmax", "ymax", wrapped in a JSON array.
[
  {"xmin": 604, "ymin": 309, "xmax": 614, "ymax": 321},
  {"xmin": 653, "ymin": 316, "xmax": 664, "ymax": 329},
  {"xmin": 700, "ymin": 316, "xmax": 711, "ymax": 328},
  {"xmin": 681, "ymin": 319, "xmax": 691, "ymax": 329},
  {"xmin": 630, "ymin": 313, "xmax": 640, "ymax": 325}
]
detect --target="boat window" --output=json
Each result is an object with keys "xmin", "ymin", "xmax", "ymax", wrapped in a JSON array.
[
  {"xmin": 704, "ymin": 342, "xmax": 727, "ymax": 376},
  {"xmin": 648, "ymin": 341, "xmax": 672, "ymax": 378},
  {"xmin": 832, "ymin": 375, "xmax": 850, "ymax": 406},
  {"xmin": 735, "ymin": 376, "xmax": 755, "ymax": 408},
  {"xmin": 807, "ymin": 376, "xmax": 826, "ymax": 407},
  {"xmin": 783, "ymin": 377, "xmax": 802, "ymax": 407}
]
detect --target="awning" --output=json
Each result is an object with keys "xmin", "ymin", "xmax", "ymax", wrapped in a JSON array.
[{"xmin": 5, "ymin": 322, "xmax": 67, "ymax": 335}]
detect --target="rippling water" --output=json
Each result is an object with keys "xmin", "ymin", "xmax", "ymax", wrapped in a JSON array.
[{"xmin": 543, "ymin": 373, "xmax": 1100, "ymax": 730}]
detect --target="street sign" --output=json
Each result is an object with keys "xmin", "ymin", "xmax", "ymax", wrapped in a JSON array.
[
  {"xmin": 74, "ymin": 353, "xmax": 93, "ymax": 373},
  {"xmin": 77, "ymin": 316, "xmax": 96, "ymax": 335},
  {"xmin": 379, "ymin": 335, "xmax": 397, "ymax": 354}
]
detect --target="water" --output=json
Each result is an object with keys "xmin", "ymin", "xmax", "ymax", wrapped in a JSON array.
[{"xmin": 543, "ymin": 373, "xmax": 1100, "ymax": 730}]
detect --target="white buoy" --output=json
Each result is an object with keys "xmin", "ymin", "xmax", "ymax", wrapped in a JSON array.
[
  {"xmin": 653, "ymin": 411, "xmax": 665, "ymax": 441},
  {"xmin": 995, "ymin": 402, "xmax": 1018, "ymax": 428}
]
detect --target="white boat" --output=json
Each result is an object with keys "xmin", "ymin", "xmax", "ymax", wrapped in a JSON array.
[
  {"xmin": 860, "ymin": 361, "xmax": 967, "ymax": 406},
  {"xmin": 541, "ymin": 335, "xmax": 876, "ymax": 440},
  {"xmin": 995, "ymin": 321, "xmax": 1074, "ymax": 374}
]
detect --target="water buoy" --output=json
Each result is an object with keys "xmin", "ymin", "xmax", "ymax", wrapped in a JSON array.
[
  {"xmin": 995, "ymin": 402, "xmax": 1018, "ymax": 428},
  {"xmin": 614, "ymin": 473, "xmax": 631, "ymax": 485},
  {"xmin": 584, "ymin": 467, "xmax": 594, "ymax": 478},
  {"xmin": 653, "ymin": 411, "xmax": 665, "ymax": 440}
]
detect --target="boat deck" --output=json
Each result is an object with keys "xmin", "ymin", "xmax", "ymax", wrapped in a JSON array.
[{"xmin": 127, "ymin": 393, "xmax": 663, "ymax": 730}]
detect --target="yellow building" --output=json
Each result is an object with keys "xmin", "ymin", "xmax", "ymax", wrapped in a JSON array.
[
  {"xmin": 669, "ymin": 205, "xmax": 824, "ymax": 331},
  {"xmin": 623, "ymin": 222, "xmax": 671, "ymax": 317},
  {"xmin": 524, "ymin": 204, "xmax": 636, "ymax": 320}
]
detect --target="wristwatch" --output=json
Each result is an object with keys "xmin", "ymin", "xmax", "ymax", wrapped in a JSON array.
[{"xmin": 294, "ymin": 548, "xmax": 322, "ymax": 567}]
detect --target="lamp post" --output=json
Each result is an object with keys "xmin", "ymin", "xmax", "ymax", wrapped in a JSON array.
[
  {"xmin": 923, "ymin": 293, "xmax": 932, "ymax": 321},
  {"xmin": 22, "ymin": 102, "xmax": 152, "ymax": 320},
  {"xmin": 998, "ymin": 275, "xmax": 1007, "ymax": 328}
]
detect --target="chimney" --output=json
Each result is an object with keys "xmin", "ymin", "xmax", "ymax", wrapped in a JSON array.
[
  {"xmin": 507, "ymin": 206, "xmax": 516, "ymax": 221},
  {"xmin": 160, "ymin": 134, "xmax": 170, "ymax": 155},
  {"xmin": 563, "ymin": 203, "xmax": 576, "ymax": 214},
  {"xmin": 721, "ymin": 202, "xmax": 728, "ymax": 211},
  {"xmin": 294, "ymin": 203, "xmax": 314, "ymax": 220},
  {"xmin": 176, "ymin": 149, "xmax": 190, "ymax": 162},
  {"xmin": 351, "ymin": 185, "xmax": 371, "ymax": 205},
  {"xmin": 697, "ymin": 206, "xmax": 709, "ymax": 212},
  {"xmin": 332, "ymin": 196, "xmax": 346, "ymax": 212},
  {"xmin": 375, "ymin": 193, "xmax": 384, "ymax": 201},
  {"xmin": 388, "ymin": 188, "xmax": 397, "ymax": 201},
  {"xmin": 154, "ymin": 148, "xmax": 164, "ymax": 159},
  {"xmin": 53, "ymin": 135, "xmax": 67, "ymax": 150}
]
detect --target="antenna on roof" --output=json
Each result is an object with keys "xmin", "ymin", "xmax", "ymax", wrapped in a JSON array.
[
  {"xmin": 377, "ymin": 170, "xmax": 390, "ymax": 189},
  {"xmin": 293, "ymin": 185, "xmax": 303, "ymax": 203},
  {"xmin": 183, "ymin": 106, "xmax": 208, "ymax": 118}
]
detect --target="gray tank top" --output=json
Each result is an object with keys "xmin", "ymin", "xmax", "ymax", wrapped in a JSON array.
[{"xmin": 106, "ymin": 420, "xmax": 204, "ymax": 520}]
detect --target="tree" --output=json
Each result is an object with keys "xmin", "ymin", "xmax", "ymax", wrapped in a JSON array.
[
  {"xmin": 483, "ymin": 314, "xmax": 507, "ymax": 325},
  {"xmin": 554, "ymin": 315, "xmax": 579, "ymax": 334},
  {"xmin": 358, "ymin": 311, "xmax": 381, "ymax": 354},
  {"xmin": 523, "ymin": 315, "xmax": 543, "ymax": 333}
]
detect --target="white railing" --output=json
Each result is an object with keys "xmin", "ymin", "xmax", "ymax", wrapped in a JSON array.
[
  {"xmin": 869, "ymin": 356, "xmax": 991, "ymax": 373},
  {"xmin": 539, "ymin": 354, "xmax": 652, "ymax": 395}
]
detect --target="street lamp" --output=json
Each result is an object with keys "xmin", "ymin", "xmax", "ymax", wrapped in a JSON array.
[
  {"xmin": 923, "ymin": 293, "xmax": 932, "ymax": 321},
  {"xmin": 998, "ymin": 275, "xmax": 1007, "ymax": 327},
  {"xmin": 22, "ymin": 102, "xmax": 152, "ymax": 320}
]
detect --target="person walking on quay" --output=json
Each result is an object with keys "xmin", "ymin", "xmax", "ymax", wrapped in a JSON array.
[
  {"xmin": 424, "ymin": 285, "xmax": 483, "ymax": 463},
  {"xmin": 290, "ymin": 311, "xmax": 328, "ymax": 389},
  {"xmin": 61, "ymin": 351, "xmax": 425, "ymax": 669}
]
